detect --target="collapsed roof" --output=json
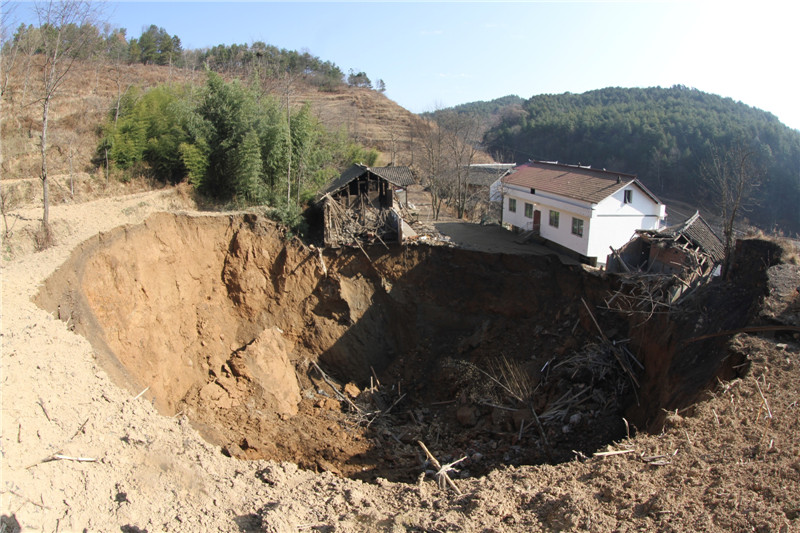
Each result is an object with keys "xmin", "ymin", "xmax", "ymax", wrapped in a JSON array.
[
  {"xmin": 318, "ymin": 164, "xmax": 415, "ymax": 199},
  {"xmin": 639, "ymin": 211, "xmax": 725, "ymax": 263}
]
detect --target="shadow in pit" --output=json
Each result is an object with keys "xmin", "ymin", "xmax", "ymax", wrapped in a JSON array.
[
  {"xmin": 312, "ymin": 242, "xmax": 628, "ymax": 482},
  {"xmin": 312, "ymin": 239, "xmax": 787, "ymax": 482},
  {"xmin": 626, "ymin": 239, "xmax": 785, "ymax": 431}
]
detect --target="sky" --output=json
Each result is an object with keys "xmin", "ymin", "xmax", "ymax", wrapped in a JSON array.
[{"xmin": 7, "ymin": 1, "xmax": 800, "ymax": 130}]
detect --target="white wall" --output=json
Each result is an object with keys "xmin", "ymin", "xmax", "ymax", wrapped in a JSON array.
[
  {"xmin": 595, "ymin": 185, "xmax": 664, "ymax": 220},
  {"xmin": 503, "ymin": 193, "xmax": 535, "ymax": 231},
  {"xmin": 539, "ymin": 205, "xmax": 591, "ymax": 256},
  {"xmin": 587, "ymin": 185, "xmax": 665, "ymax": 263},
  {"xmin": 489, "ymin": 179, "xmax": 503, "ymax": 202},
  {"xmin": 503, "ymin": 184, "xmax": 593, "ymax": 254},
  {"xmin": 501, "ymin": 182, "xmax": 665, "ymax": 264}
]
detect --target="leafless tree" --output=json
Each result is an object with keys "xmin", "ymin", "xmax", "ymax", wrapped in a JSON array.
[
  {"xmin": 282, "ymin": 70, "xmax": 302, "ymax": 206},
  {"xmin": 411, "ymin": 116, "xmax": 447, "ymax": 220},
  {"xmin": 700, "ymin": 141, "xmax": 763, "ymax": 277},
  {"xmin": 100, "ymin": 25, "xmax": 130, "ymax": 126},
  {"xmin": 248, "ymin": 51, "xmax": 303, "ymax": 206},
  {"xmin": 32, "ymin": 0, "xmax": 104, "ymax": 243},
  {"xmin": 438, "ymin": 110, "xmax": 481, "ymax": 218},
  {"xmin": 412, "ymin": 109, "xmax": 484, "ymax": 220}
]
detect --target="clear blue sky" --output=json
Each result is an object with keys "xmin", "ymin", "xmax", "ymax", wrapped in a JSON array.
[{"xmin": 7, "ymin": 1, "xmax": 800, "ymax": 130}]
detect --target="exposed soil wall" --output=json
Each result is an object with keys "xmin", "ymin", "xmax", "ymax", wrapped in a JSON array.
[
  {"xmin": 626, "ymin": 238, "xmax": 790, "ymax": 431},
  {"xmin": 35, "ymin": 213, "xmax": 783, "ymax": 481}
]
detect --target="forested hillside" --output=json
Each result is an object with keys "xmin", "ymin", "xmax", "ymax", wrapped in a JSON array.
[
  {"xmin": 422, "ymin": 95, "xmax": 524, "ymax": 134},
  {"xmin": 484, "ymin": 87, "xmax": 800, "ymax": 233},
  {"xmin": 0, "ymin": 19, "xmax": 432, "ymax": 220}
]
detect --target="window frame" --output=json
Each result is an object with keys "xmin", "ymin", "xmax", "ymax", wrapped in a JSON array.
[
  {"xmin": 524, "ymin": 203, "xmax": 533, "ymax": 218},
  {"xmin": 623, "ymin": 189, "xmax": 633, "ymax": 204},
  {"xmin": 549, "ymin": 210, "xmax": 559, "ymax": 228},
  {"xmin": 571, "ymin": 217, "xmax": 584, "ymax": 237},
  {"xmin": 508, "ymin": 197, "xmax": 517, "ymax": 213}
]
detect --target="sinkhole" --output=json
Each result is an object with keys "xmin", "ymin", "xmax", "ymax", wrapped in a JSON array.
[{"xmin": 36, "ymin": 212, "xmax": 766, "ymax": 482}]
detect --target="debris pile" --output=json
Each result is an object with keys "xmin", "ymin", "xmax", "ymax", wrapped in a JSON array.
[
  {"xmin": 605, "ymin": 211, "xmax": 725, "ymax": 322},
  {"xmin": 321, "ymin": 193, "xmax": 399, "ymax": 249}
]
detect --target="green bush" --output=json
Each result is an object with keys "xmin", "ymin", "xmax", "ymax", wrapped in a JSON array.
[
  {"xmin": 97, "ymin": 72, "xmax": 384, "ymax": 213},
  {"xmin": 267, "ymin": 202, "xmax": 308, "ymax": 239}
]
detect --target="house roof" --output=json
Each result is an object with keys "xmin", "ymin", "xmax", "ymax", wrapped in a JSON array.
[
  {"xmin": 465, "ymin": 165, "xmax": 515, "ymax": 187},
  {"xmin": 319, "ymin": 164, "xmax": 415, "ymax": 196},
  {"xmin": 658, "ymin": 211, "xmax": 725, "ymax": 262},
  {"xmin": 440, "ymin": 165, "xmax": 514, "ymax": 187},
  {"xmin": 373, "ymin": 165, "xmax": 415, "ymax": 187},
  {"xmin": 501, "ymin": 161, "xmax": 660, "ymax": 205}
]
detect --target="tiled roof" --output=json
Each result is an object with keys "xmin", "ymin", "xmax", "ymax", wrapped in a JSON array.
[
  {"xmin": 320, "ymin": 164, "xmax": 364, "ymax": 195},
  {"xmin": 319, "ymin": 164, "xmax": 415, "ymax": 196},
  {"xmin": 501, "ymin": 161, "xmax": 649, "ymax": 205},
  {"xmin": 371, "ymin": 166, "xmax": 416, "ymax": 187},
  {"xmin": 465, "ymin": 166, "xmax": 514, "ymax": 187},
  {"xmin": 437, "ymin": 164, "xmax": 515, "ymax": 187},
  {"xmin": 660, "ymin": 211, "xmax": 725, "ymax": 261}
]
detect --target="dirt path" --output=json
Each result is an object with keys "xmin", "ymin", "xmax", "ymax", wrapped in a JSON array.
[
  {"xmin": 2, "ymin": 189, "xmax": 799, "ymax": 532},
  {"xmin": 1, "ymin": 191, "xmax": 276, "ymax": 531}
]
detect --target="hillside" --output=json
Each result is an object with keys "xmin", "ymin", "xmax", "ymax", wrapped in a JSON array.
[
  {"xmin": 483, "ymin": 86, "xmax": 800, "ymax": 234},
  {"xmin": 1, "ymin": 58, "xmax": 491, "ymax": 208},
  {"xmin": 422, "ymin": 94, "xmax": 525, "ymax": 136}
]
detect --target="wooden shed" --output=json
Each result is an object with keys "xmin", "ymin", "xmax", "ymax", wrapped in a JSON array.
[{"xmin": 317, "ymin": 164, "xmax": 416, "ymax": 247}]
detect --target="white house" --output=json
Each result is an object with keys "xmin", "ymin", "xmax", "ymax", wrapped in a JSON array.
[{"xmin": 498, "ymin": 161, "xmax": 666, "ymax": 266}]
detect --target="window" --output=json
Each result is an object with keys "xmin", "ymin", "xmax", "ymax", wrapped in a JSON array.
[
  {"xmin": 571, "ymin": 217, "xmax": 584, "ymax": 237},
  {"xmin": 508, "ymin": 198, "xmax": 516, "ymax": 213},
  {"xmin": 524, "ymin": 203, "xmax": 533, "ymax": 218},
  {"xmin": 530, "ymin": 188, "xmax": 536, "ymax": 195},
  {"xmin": 624, "ymin": 190, "xmax": 633, "ymax": 204},
  {"xmin": 549, "ymin": 210, "xmax": 560, "ymax": 228}
]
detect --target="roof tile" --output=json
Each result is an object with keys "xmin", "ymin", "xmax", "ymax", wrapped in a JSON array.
[
  {"xmin": 502, "ymin": 161, "xmax": 641, "ymax": 204},
  {"xmin": 320, "ymin": 164, "xmax": 415, "ymax": 197}
]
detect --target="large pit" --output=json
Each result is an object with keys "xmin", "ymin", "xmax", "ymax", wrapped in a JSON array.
[{"xmin": 36, "ymin": 213, "xmax": 769, "ymax": 482}]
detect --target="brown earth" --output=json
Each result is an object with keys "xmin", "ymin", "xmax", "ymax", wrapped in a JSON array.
[
  {"xmin": 34, "ymin": 211, "xmax": 630, "ymax": 481},
  {"xmin": 3, "ymin": 186, "xmax": 799, "ymax": 531},
  {"xmin": 0, "ymin": 59, "xmax": 490, "ymax": 209}
]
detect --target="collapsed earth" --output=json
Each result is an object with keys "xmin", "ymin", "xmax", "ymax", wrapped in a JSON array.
[{"xmin": 3, "ymin": 192, "xmax": 798, "ymax": 531}]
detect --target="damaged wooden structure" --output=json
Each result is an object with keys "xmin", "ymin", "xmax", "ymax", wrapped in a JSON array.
[
  {"xmin": 317, "ymin": 164, "xmax": 417, "ymax": 248},
  {"xmin": 604, "ymin": 212, "xmax": 725, "ymax": 321},
  {"xmin": 607, "ymin": 211, "xmax": 724, "ymax": 276}
]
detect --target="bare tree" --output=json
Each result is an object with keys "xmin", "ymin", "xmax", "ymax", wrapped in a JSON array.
[
  {"xmin": 249, "ymin": 50, "xmax": 302, "ymax": 206},
  {"xmin": 8, "ymin": 24, "xmax": 41, "ymax": 107},
  {"xmin": 1, "ymin": 1, "xmax": 15, "ymax": 208},
  {"xmin": 32, "ymin": 0, "xmax": 104, "ymax": 243},
  {"xmin": 282, "ymin": 70, "xmax": 302, "ymax": 206},
  {"xmin": 701, "ymin": 141, "xmax": 763, "ymax": 277},
  {"xmin": 411, "ymin": 116, "xmax": 447, "ymax": 220},
  {"xmin": 100, "ymin": 25, "xmax": 130, "ymax": 126},
  {"xmin": 412, "ymin": 109, "xmax": 484, "ymax": 220},
  {"xmin": 439, "ymin": 110, "xmax": 481, "ymax": 218}
]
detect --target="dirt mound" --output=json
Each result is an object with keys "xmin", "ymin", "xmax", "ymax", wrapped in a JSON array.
[{"xmin": 33, "ymin": 212, "xmax": 790, "ymax": 486}]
